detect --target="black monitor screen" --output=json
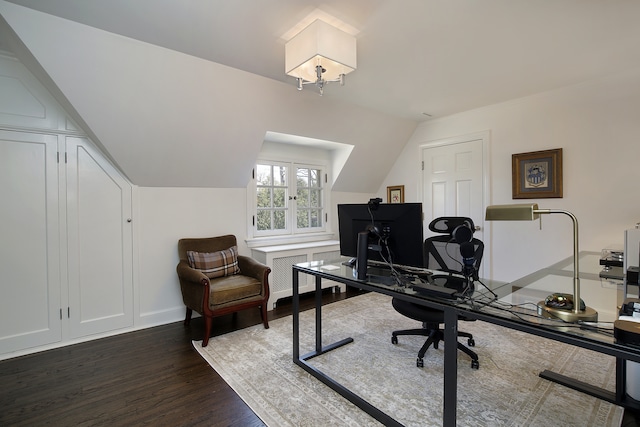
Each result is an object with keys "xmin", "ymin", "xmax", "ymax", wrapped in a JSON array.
[{"xmin": 337, "ymin": 202, "xmax": 424, "ymax": 268}]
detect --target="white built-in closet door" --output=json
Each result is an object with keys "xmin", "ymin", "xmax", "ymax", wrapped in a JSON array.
[
  {"xmin": 66, "ymin": 136, "xmax": 133, "ymax": 338},
  {"xmin": 0, "ymin": 130, "xmax": 62, "ymax": 353}
]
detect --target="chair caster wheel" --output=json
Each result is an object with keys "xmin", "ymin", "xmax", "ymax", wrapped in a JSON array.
[
  {"xmin": 468, "ymin": 338, "xmax": 475, "ymax": 347},
  {"xmin": 391, "ymin": 336, "xmax": 398, "ymax": 345},
  {"xmin": 471, "ymin": 360, "xmax": 479, "ymax": 369},
  {"xmin": 417, "ymin": 358, "xmax": 424, "ymax": 368}
]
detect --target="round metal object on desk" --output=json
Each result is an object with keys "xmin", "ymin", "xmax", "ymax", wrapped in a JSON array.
[{"xmin": 536, "ymin": 301, "xmax": 598, "ymax": 322}]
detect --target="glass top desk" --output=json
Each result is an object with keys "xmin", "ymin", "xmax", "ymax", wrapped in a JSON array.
[{"xmin": 292, "ymin": 252, "xmax": 640, "ymax": 427}]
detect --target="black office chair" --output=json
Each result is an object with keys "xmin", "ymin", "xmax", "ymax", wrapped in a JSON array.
[{"xmin": 391, "ymin": 217, "xmax": 484, "ymax": 369}]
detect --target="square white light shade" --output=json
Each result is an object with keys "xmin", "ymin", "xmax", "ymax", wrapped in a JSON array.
[{"xmin": 285, "ymin": 19, "xmax": 357, "ymax": 82}]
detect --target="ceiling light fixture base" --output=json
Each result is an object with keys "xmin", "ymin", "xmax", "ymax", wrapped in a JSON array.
[
  {"xmin": 285, "ymin": 19, "xmax": 356, "ymax": 95},
  {"xmin": 296, "ymin": 65, "xmax": 345, "ymax": 95}
]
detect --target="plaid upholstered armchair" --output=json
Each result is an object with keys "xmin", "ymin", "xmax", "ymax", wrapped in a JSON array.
[{"xmin": 177, "ymin": 235, "xmax": 271, "ymax": 346}]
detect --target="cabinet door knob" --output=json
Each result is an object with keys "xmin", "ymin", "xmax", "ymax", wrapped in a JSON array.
[{"xmin": 127, "ymin": 218, "xmax": 132, "ymax": 223}]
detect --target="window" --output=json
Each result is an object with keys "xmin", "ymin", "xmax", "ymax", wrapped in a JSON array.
[
  {"xmin": 295, "ymin": 166, "xmax": 323, "ymax": 229},
  {"xmin": 254, "ymin": 161, "xmax": 326, "ymax": 237},
  {"xmin": 256, "ymin": 163, "xmax": 288, "ymax": 233}
]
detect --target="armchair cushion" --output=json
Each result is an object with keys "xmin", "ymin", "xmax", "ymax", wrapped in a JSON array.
[
  {"xmin": 187, "ymin": 246, "xmax": 240, "ymax": 279},
  {"xmin": 208, "ymin": 274, "xmax": 262, "ymax": 309}
]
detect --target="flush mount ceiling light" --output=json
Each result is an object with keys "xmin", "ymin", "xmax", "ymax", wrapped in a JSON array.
[{"xmin": 285, "ymin": 19, "xmax": 357, "ymax": 95}]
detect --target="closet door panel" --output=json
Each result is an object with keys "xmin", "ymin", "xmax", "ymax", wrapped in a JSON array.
[
  {"xmin": 66, "ymin": 137, "xmax": 133, "ymax": 338},
  {"xmin": 0, "ymin": 131, "xmax": 61, "ymax": 353}
]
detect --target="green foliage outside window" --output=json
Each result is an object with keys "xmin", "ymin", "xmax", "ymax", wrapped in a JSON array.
[{"xmin": 255, "ymin": 163, "xmax": 323, "ymax": 233}]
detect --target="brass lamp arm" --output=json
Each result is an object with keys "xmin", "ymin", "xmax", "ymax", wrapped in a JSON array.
[
  {"xmin": 485, "ymin": 203, "xmax": 596, "ymax": 321},
  {"xmin": 535, "ymin": 209, "xmax": 580, "ymax": 314}
]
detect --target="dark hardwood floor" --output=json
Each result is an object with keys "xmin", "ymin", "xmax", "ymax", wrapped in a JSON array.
[
  {"xmin": 0, "ymin": 287, "xmax": 364, "ymax": 427},
  {"xmin": 2, "ymin": 285, "xmax": 638, "ymax": 426}
]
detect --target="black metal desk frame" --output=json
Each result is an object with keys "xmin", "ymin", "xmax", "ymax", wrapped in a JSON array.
[{"xmin": 292, "ymin": 262, "xmax": 640, "ymax": 427}]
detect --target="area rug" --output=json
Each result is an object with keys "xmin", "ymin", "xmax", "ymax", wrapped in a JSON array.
[{"xmin": 193, "ymin": 292, "xmax": 623, "ymax": 426}]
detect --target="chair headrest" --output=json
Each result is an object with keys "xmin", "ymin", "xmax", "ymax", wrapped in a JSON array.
[{"xmin": 428, "ymin": 217, "xmax": 475, "ymax": 243}]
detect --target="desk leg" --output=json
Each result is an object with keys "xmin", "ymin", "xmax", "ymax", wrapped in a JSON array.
[
  {"xmin": 315, "ymin": 275, "xmax": 322, "ymax": 352},
  {"xmin": 291, "ymin": 268, "xmax": 352, "ymax": 362},
  {"xmin": 293, "ymin": 269, "xmax": 300, "ymax": 361},
  {"xmin": 301, "ymin": 274, "xmax": 353, "ymax": 361},
  {"xmin": 443, "ymin": 306, "xmax": 458, "ymax": 427},
  {"xmin": 540, "ymin": 355, "xmax": 640, "ymax": 413},
  {"xmin": 616, "ymin": 357, "xmax": 625, "ymax": 402},
  {"xmin": 291, "ymin": 268, "xmax": 400, "ymax": 426},
  {"xmin": 539, "ymin": 370, "xmax": 618, "ymax": 403}
]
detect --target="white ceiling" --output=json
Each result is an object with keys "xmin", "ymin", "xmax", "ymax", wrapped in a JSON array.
[{"xmin": 7, "ymin": 0, "xmax": 640, "ymax": 122}]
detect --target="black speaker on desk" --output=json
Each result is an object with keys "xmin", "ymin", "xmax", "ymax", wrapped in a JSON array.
[
  {"xmin": 628, "ymin": 267, "xmax": 639, "ymax": 286},
  {"xmin": 355, "ymin": 231, "xmax": 369, "ymax": 280}
]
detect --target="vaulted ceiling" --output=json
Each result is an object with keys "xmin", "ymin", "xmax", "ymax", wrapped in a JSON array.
[
  {"xmin": 8, "ymin": 0, "xmax": 640, "ymax": 120},
  {"xmin": 2, "ymin": 1, "xmax": 640, "ymax": 190}
]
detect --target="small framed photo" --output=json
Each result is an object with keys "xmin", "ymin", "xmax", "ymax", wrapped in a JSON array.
[
  {"xmin": 512, "ymin": 148, "xmax": 563, "ymax": 199},
  {"xmin": 387, "ymin": 185, "xmax": 404, "ymax": 204}
]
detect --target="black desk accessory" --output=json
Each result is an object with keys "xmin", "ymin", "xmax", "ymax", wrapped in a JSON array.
[
  {"xmin": 355, "ymin": 230, "xmax": 369, "ymax": 280},
  {"xmin": 615, "ymin": 298, "xmax": 640, "ymax": 347},
  {"xmin": 410, "ymin": 281, "xmax": 458, "ymax": 299}
]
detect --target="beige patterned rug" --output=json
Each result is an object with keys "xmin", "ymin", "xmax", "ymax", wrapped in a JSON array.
[{"xmin": 193, "ymin": 292, "xmax": 623, "ymax": 426}]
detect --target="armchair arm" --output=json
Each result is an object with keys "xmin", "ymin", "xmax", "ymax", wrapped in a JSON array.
[
  {"xmin": 176, "ymin": 260, "xmax": 209, "ymax": 284},
  {"xmin": 177, "ymin": 260, "xmax": 210, "ymax": 313},
  {"xmin": 237, "ymin": 256, "xmax": 269, "ymax": 281},
  {"xmin": 237, "ymin": 256, "xmax": 271, "ymax": 299}
]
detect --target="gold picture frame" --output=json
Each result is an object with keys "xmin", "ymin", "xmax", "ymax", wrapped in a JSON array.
[
  {"xmin": 387, "ymin": 185, "xmax": 404, "ymax": 204},
  {"xmin": 512, "ymin": 148, "xmax": 563, "ymax": 199}
]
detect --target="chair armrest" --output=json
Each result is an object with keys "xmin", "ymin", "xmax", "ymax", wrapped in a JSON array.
[
  {"xmin": 237, "ymin": 256, "xmax": 269, "ymax": 281},
  {"xmin": 238, "ymin": 256, "xmax": 271, "ymax": 300},
  {"xmin": 176, "ymin": 260, "xmax": 209, "ymax": 285},
  {"xmin": 177, "ymin": 260, "xmax": 211, "ymax": 313}
]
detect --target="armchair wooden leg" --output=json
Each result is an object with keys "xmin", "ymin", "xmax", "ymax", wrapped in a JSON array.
[
  {"xmin": 260, "ymin": 305, "xmax": 269, "ymax": 329},
  {"xmin": 184, "ymin": 308, "xmax": 192, "ymax": 326},
  {"xmin": 202, "ymin": 316, "xmax": 212, "ymax": 347}
]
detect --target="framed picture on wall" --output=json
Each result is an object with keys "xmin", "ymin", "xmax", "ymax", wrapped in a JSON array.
[
  {"xmin": 512, "ymin": 148, "xmax": 563, "ymax": 199},
  {"xmin": 387, "ymin": 185, "xmax": 404, "ymax": 203}
]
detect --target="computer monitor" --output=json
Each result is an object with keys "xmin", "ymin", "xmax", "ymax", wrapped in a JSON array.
[{"xmin": 337, "ymin": 202, "xmax": 424, "ymax": 268}]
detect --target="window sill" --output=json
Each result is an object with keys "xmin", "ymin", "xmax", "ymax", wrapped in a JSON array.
[{"xmin": 245, "ymin": 232, "xmax": 337, "ymax": 249}]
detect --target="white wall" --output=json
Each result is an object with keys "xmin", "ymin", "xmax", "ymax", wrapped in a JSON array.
[
  {"xmin": 382, "ymin": 68, "xmax": 640, "ymax": 281},
  {"xmin": 134, "ymin": 187, "xmax": 249, "ymax": 327},
  {"xmin": 135, "ymin": 187, "xmax": 377, "ymax": 327}
]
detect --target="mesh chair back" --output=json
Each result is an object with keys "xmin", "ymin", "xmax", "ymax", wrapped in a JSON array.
[{"xmin": 423, "ymin": 217, "xmax": 484, "ymax": 274}]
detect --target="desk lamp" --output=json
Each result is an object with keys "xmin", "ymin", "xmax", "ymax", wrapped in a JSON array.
[{"xmin": 485, "ymin": 203, "xmax": 597, "ymax": 322}]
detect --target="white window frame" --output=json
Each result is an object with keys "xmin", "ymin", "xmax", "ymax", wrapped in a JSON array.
[
  {"xmin": 293, "ymin": 163, "xmax": 325, "ymax": 234},
  {"xmin": 251, "ymin": 160, "xmax": 328, "ymax": 240},
  {"xmin": 255, "ymin": 161, "xmax": 291, "ymax": 236}
]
